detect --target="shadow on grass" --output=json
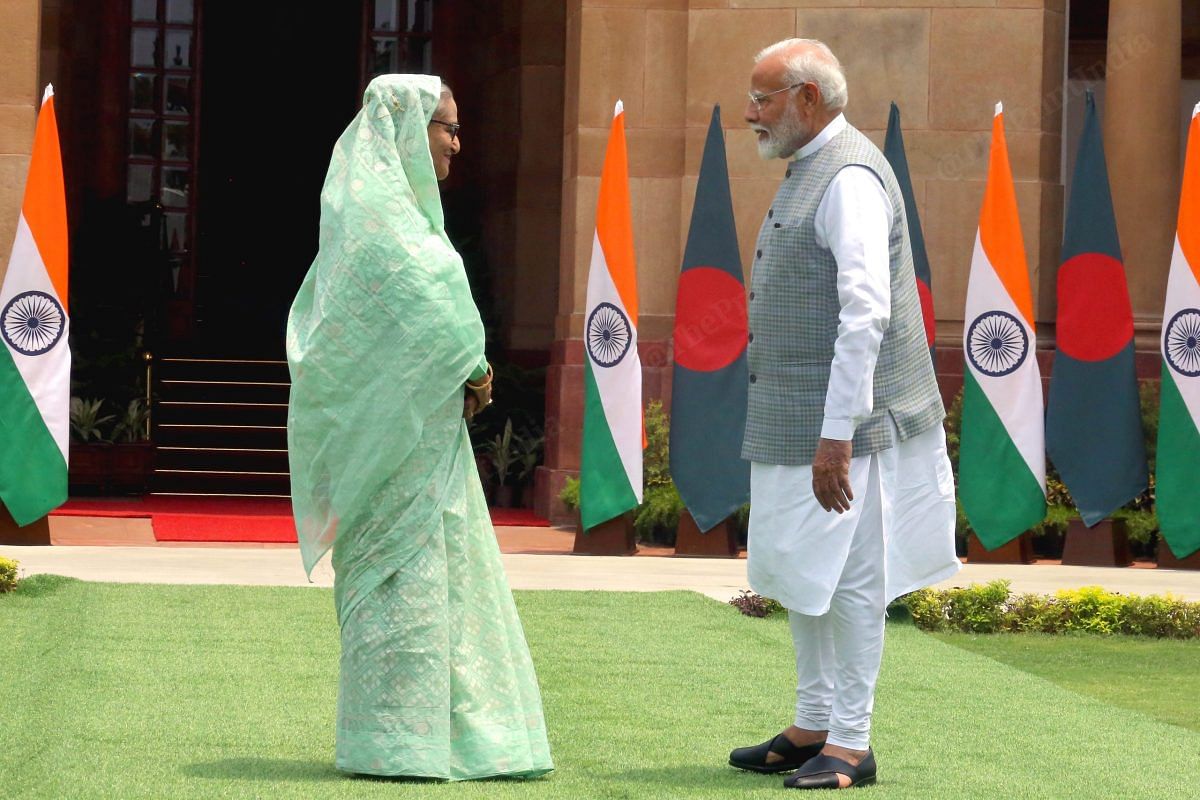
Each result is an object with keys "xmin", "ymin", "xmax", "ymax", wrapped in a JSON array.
[
  {"xmin": 183, "ymin": 759, "xmax": 543, "ymax": 785},
  {"xmin": 4, "ymin": 574, "xmax": 79, "ymax": 599},
  {"xmin": 611, "ymin": 765, "xmax": 786, "ymax": 790},
  {"xmin": 183, "ymin": 758, "xmax": 345, "ymax": 783}
]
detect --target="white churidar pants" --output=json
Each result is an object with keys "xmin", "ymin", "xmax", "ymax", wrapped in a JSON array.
[{"xmin": 747, "ymin": 422, "xmax": 961, "ymax": 750}]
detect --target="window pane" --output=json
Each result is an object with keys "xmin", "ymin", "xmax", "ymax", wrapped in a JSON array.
[
  {"xmin": 163, "ymin": 120, "xmax": 190, "ymax": 160},
  {"xmin": 130, "ymin": 73, "xmax": 157, "ymax": 111},
  {"xmin": 372, "ymin": 38, "xmax": 397, "ymax": 76},
  {"xmin": 400, "ymin": 38, "xmax": 430, "ymax": 74},
  {"xmin": 408, "ymin": 0, "xmax": 432, "ymax": 33},
  {"xmin": 162, "ymin": 168, "xmax": 190, "ymax": 207},
  {"xmin": 127, "ymin": 164, "xmax": 155, "ymax": 202},
  {"xmin": 165, "ymin": 75, "xmax": 191, "ymax": 114},
  {"xmin": 131, "ymin": 0, "xmax": 157, "ymax": 22},
  {"xmin": 131, "ymin": 28, "xmax": 160, "ymax": 67},
  {"xmin": 129, "ymin": 119, "xmax": 157, "ymax": 156},
  {"xmin": 165, "ymin": 29, "xmax": 191, "ymax": 69},
  {"xmin": 165, "ymin": 212, "xmax": 189, "ymax": 252},
  {"xmin": 165, "ymin": 0, "xmax": 193, "ymax": 24},
  {"xmin": 375, "ymin": 0, "xmax": 398, "ymax": 31}
]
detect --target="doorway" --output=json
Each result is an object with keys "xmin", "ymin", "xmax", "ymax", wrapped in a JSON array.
[{"xmin": 193, "ymin": 2, "xmax": 362, "ymax": 357}]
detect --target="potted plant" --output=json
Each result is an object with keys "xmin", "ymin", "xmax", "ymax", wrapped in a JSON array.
[
  {"xmin": 511, "ymin": 424, "xmax": 544, "ymax": 508},
  {"xmin": 109, "ymin": 398, "xmax": 155, "ymax": 494},
  {"xmin": 68, "ymin": 397, "xmax": 155, "ymax": 495},
  {"xmin": 483, "ymin": 418, "xmax": 520, "ymax": 508},
  {"xmin": 68, "ymin": 397, "xmax": 115, "ymax": 494}
]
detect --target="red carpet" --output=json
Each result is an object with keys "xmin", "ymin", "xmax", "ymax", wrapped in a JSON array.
[{"xmin": 52, "ymin": 497, "xmax": 549, "ymax": 543}]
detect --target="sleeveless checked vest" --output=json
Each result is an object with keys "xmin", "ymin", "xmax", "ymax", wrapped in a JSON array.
[{"xmin": 741, "ymin": 123, "xmax": 943, "ymax": 465}]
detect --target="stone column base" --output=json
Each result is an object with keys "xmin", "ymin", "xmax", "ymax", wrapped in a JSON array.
[
  {"xmin": 573, "ymin": 512, "xmax": 637, "ymax": 556},
  {"xmin": 967, "ymin": 532, "xmax": 1034, "ymax": 564},
  {"xmin": 1157, "ymin": 540, "xmax": 1200, "ymax": 570},
  {"xmin": 1061, "ymin": 519, "xmax": 1132, "ymax": 567},
  {"xmin": 534, "ymin": 465, "xmax": 577, "ymax": 526},
  {"xmin": 0, "ymin": 506, "xmax": 51, "ymax": 546},
  {"xmin": 674, "ymin": 510, "xmax": 740, "ymax": 557}
]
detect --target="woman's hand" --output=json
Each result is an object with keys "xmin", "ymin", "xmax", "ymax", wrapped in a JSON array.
[{"xmin": 463, "ymin": 365, "xmax": 494, "ymax": 420}]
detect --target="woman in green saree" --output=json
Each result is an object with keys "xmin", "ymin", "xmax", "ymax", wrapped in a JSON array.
[{"xmin": 286, "ymin": 74, "xmax": 553, "ymax": 781}]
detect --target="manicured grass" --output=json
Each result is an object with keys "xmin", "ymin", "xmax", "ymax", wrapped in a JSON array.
[
  {"xmin": 933, "ymin": 631, "xmax": 1200, "ymax": 733},
  {"xmin": 2, "ymin": 576, "xmax": 1198, "ymax": 798}
]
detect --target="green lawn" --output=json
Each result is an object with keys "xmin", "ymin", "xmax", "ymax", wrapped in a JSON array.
[
  {"xmin": 2, "ymin": 576, "xmax": 1198, "ymax": 799},
  {"xmin": 933, "ymin": 631, "xmax": 1200, "ymax": 734}
]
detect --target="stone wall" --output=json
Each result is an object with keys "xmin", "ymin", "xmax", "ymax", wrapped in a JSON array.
[{"xmin": 0, "ymin": 0, "xmax": 42, "ymax": 284}]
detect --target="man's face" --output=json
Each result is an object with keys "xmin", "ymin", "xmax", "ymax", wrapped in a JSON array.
[{"xmin": 745, "ymin": 55, "xmax": 810, "ymax": 160}]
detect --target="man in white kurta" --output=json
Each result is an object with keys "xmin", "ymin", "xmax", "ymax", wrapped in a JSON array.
[{"xmin": 728, "ymin": 39, "xmax": 960, "ymax": 791}]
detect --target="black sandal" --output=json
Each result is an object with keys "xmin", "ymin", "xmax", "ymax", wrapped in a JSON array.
[
  {"xmin": 728, "ymin": 733, "xmax": 825, "ymax": 774},
  {"xmin": 783, "ymin": 749, "xmax": 877, "ymax": 789}
]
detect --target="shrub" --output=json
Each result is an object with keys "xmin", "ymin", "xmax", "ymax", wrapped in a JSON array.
[
  {"xmin": 1112, "ymin": 507, "xmax": 1158, "ymax": 546},
  {"xmin": 729, "ymin": 590, "xmax": 783, "ymax": 618},
  {"xmin": 899, "ymin": 581, "xmax": 1200, "ymax": 639},
  {"xmin": 1055, "ymin": 586, "xmax": 1125, "ymax": 635},
  {"xmin": 944, "ymin": 579, "xmax": 1011, "ymax": 633},
  {"xmin": 634, "ymin": 482, "xmax": 684, "ymax": 545},
  {"xmin": 558, "ymin": 476, "xmax": 581, "ymax": 511},
  {"xmin": 0, "ymin": 557, "xmax": 18, "ymax": 593}
]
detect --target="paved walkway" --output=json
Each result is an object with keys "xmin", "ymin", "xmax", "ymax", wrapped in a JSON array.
[{"xmin": 5, "ymin": 541, "xmax": 1200, "ymax": 602}]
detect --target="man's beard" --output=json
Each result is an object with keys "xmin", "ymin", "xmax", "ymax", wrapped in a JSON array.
[{"xmin": 753, "ymin": 104, "xmax": 807, "ymax": 160}]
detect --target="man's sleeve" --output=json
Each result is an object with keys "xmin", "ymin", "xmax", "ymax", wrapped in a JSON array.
[{"xmin": 813, "ymin": 165, "xmax": 894, "ymax": 441}]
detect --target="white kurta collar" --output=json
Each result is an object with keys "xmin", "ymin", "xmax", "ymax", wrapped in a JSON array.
[{"xmin": 793, "ymin": 113, "xmax": 847, "ymax": 161}]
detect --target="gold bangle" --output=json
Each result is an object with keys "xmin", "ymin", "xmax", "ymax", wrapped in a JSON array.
[{"xmin": 465, "ymin": 364, "xmax": 493, "ymax": 390}]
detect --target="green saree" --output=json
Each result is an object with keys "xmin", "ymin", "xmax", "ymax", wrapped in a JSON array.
[{"xmin": 285, "ymin": 74, "xmax": 553, "ymax": 781}]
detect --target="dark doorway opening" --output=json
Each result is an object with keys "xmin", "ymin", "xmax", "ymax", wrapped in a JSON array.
[{"xmin": 193, "ymin": 3, "xmax": 361, "ymax": 357}]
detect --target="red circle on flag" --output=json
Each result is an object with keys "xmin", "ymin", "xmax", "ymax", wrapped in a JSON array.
[
  {"xmin": 673, "ymin": 267, "xmax": 748, "ymax": 372},
  {"xmin": 916, "ymin": 279, "xmax": 936, "ymax": 347},
  {"xmin": 1056, "ymin": 252, "xmax": 1134, "ymax": 362}
]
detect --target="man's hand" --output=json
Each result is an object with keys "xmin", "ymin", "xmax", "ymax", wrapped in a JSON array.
[{"xmin": 812, "ymin": 437, "xmax": 853, "ymax": 513}]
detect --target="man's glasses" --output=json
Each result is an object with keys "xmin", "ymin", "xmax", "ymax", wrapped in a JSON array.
[
  {"xmin": 430, "ymin": 118, "xmax": 461, "ymax": 139},
  {"xmin": 747, "ymin": 82, "xmax": 806, "ymax": 112}
]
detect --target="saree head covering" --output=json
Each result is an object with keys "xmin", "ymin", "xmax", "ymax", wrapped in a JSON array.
[
  {"xmin": 286, "ymin": 74, "xmax": 553, "ymax": 781},
  {"xmin": 287, "ymin": 74, "xmax": 486, "ymax": 578}
]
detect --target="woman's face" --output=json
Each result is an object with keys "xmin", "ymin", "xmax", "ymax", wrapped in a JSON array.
[{"xmin": 427, "ymin": 96, "xmax": 461, "ymax": 181}]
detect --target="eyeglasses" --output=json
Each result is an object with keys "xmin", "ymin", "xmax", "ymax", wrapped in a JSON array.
[
  {"xmin": 747, "ymin": 82, "xmax": 805, "ymax": 112},
  {"xmin": 430, "ymin": 118, "xmax": 461, "ymax": 139}
]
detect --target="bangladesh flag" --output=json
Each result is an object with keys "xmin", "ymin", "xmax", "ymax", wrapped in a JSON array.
[
  {"xmin": 1046, "ymin": 90, "xmax": 1147, "ymax": 527},
  {"xmin": 669, "ymin": 106, "xmax": 749, "ymax": 532},
  {"xmin": 959, "ymin": 103, "xmax": 1046, "ymax": 549},
  {"xmin": 883, "ymin": 102, "xmax": 936, "ymax": 361},
  {"xmin": 1157, "ymin": 102, "xmax": 1200, "ymax": 559}
]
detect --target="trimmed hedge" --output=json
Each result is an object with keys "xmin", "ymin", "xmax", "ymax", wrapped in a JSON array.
[
  {"xmin": 0, "ymin": 557, "xmax": 18, "ymax": 593},
  {"xmin": 902, "ymin": 580, "xmax": 1200, "ymax": 639}
]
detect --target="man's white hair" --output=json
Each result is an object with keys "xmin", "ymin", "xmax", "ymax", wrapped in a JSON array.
[{"xmin": 754, "ymin": 38, "xmax": 848, "ymax": 112}]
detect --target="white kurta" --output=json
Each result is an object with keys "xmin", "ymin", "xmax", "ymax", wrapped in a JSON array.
[{"xmin": 747, "ymin": 115, "xmax": 961, "ymax": 615}]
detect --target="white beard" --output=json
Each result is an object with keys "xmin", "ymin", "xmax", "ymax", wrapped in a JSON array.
[{"xmin": 753, "ymin": 105, "xmax": 807, "ymax": 160}]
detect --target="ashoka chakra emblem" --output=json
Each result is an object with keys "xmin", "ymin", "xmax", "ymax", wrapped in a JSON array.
[
  {"xmin": 966, "ymin": 310, "xmax": 1028, "ymax": 377},
  {"xmin": 2, "ymin": 291, "xmax": 66, "ymax": 356},
  {"xmin": 586, "ymin": 301, "xmax": 632, "ymax": 368},
  {"xmin": 1164, "ymin": 308, "xmax": 1200, "ymax": 378}
]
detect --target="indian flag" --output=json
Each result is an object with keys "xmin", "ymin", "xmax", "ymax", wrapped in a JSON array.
[
  {"xmin": 580, "ymin": 100, "xmax": 642, "ymax": 531},
  {"xmin": 959, "ymin": 103, "xmax": 1045, "ymax": 550},
  {"xmin": 0, "ymin": 85, "xmax": 70, "ymax": 526},
  {"xmin": 1157, "ymin": 102, "xmax": 1200, "ymax": 560}
]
